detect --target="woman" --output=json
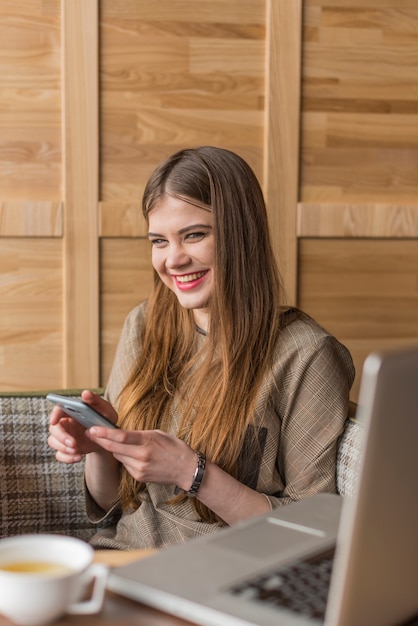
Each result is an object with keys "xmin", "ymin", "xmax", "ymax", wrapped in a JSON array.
[{"xmin": 48, "ymin": 146, "xmax": 355, "ymax": 550}]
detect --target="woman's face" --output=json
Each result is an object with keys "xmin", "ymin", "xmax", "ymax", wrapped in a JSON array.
[{"xmin": 147, "ymin": 194, "xmax": 214, "ymax": 331}]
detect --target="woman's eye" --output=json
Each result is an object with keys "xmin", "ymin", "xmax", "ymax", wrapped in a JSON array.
[
  {"xmin": 185, "ymin": 232, "xmax": 205, "ymax": 241},
  {"xmin": 149, "ymin": 231, "xmax": 209, "ymax": 246},
  {"xmin": 149, "ymin": 238, "xmax": 166, "ymax": 247}
]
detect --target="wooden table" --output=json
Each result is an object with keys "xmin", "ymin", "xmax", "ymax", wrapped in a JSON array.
[{"xmin": 0, "ymin": 549, "xmax": 417, "ymax": 626}]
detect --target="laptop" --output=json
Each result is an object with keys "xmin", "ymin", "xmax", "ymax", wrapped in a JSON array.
[{"xmin": 107, "ymin": 346, "xmax": 418, "ymax": 626}]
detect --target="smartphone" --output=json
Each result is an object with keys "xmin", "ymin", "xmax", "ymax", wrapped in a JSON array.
[{"xmin": 46, "ymin": 393, "xmax": 119, "ymax": 429}]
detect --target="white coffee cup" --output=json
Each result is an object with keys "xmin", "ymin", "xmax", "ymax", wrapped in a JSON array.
[{"xmin": 0, "ymin": 534, "xmax": 108, "ymax": 625}]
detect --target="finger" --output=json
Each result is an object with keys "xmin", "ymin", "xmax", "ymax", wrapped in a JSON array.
[
  {"xmin": 86, "ymin": 428, "xmax": 153, "ymax": 459},
  {"xmin": 88, "ymin": 427, "xmax": 152, "ymax": 443},
  {"xmin": 80, "ymin": 390, "xmax": 118, "ymax": 424},
  {"xmin": 49, "ymin": 404, "xmax": 69, "ymax": 425},
  {"xmin": 48, "ymin": 432, "xmax": 77, "ymax": 454},
  {"xmin": 87, "ymin": 426, "xmax": 154, "ymax": 460},
  {"xmin": 49, "ymin": 417, "xmax": 84, "ymax": 445},
  {"xmin": 48, "ymin": 425, "xmax": 74, "ymax": 449},
  {"xmin": 54, "ymin": 449, "xmax": 83, "ymax": 465}
]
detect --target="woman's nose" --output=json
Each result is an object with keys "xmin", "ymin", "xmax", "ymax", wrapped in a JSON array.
[{"xmin": 165, "ymin": 243, "xmax": 190, "ymax": 268}]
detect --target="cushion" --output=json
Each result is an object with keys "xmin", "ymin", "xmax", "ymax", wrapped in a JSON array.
[
  {"xmin": 0, "ymin": 393, "xmax": 96, "ymax": 540},
  {"xmin": 336, "ymin": 414, "xmax": 364, "ymax": 498}
]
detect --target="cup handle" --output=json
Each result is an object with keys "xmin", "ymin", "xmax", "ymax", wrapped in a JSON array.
[{"xmin": 66, "ymin": 563, "xmax": 109, "ymax": 615}]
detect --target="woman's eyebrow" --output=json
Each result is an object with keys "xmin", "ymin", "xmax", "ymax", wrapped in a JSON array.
[
  {"xmin": 147, "ymin": 224, "xmax": 212, "ymax": 238},
  {"xmin": 178, "ymin": 223, "xmax": 212, "ymax": 235}
]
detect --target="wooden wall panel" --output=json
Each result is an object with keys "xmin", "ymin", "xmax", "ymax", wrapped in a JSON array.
[
  {"xmin": 0, "ymin": 1, "xmax": 61, "ymax": 200},
  {"xmin": 264, "ymin": 0, "xmax": 301, "ymax": 304},
  {"xmin": 100, "ymin": 239, "xmax": 153, "ymax": 382},
  {"xmin": 301, "ymin": 1, "xmax": 418, "ymax": 202},
  {"xmin": 62, "ymin": 0, "xmax": 99, "ymax": 388},
  {"xmin": 297, "ymin": 203, "xmax": 418, "ymax": 238},
  {"xmin": 0, "ymin": 0, "xmax": 62, "ymax": 391},
  {"xmin": 0, "ymin": 202, "xmax": 62, "ymax": 236},
  {"xmin": 298, "ymin": 1, "xmax": 418, "ymax": 400},
  {"xmin": 99, "ymin": 0, "xmax": 266, "ymax": 203},
  {"xmin": 298, "ymin": 239, "xmax": 418, "ymax": 401},
  {"xmin": 0, "ymin": 239, "xmax": 62, "ymax": 391}
]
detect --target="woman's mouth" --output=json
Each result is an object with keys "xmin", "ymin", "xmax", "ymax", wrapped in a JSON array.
[{"xmin": 173, "ymin": 271, "xmax": 208, "ymax": 290}]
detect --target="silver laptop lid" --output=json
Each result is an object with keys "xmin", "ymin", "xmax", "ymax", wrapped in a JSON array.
[{"xmin": 326, "ymin": 346, "xmax": 418, "ymax": 626}]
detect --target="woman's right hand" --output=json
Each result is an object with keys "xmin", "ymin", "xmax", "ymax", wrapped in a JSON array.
[{"xmin": 48, "ymin": 390, "xmax": 118, "ymax": 464}]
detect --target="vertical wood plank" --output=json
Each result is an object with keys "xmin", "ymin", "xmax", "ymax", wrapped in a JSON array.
[
  {"xmin": 62, "ymin": 0, "xmax": 99, "ymax": 387},
  {"xmin": 264, "ymin": 0, "xmax": 302, "ymax": 305}
]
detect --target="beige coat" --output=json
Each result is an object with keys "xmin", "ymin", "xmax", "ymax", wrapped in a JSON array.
[{"xmin": 86, "ymin": 304, "xmax": 355, "ymax": 550}]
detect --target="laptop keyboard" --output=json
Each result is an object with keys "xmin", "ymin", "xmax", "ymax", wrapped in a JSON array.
[{"xmin": 228, "ymin": 547, "xmax": 335, "ymax": 621}]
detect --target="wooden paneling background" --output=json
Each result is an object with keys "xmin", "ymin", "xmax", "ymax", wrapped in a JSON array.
[
  {"xmin": 298, "ymin": 0, "xmax": 418, "ymax": 400},
  {"xmin": 0, "ymin": 0, "xmax": 62, "ymax": 390},
  {"xmin": 0, "ymin": 0, "xmax": 417, "ymax": 402}
]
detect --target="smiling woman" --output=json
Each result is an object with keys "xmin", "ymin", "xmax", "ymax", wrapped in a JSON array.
[{"xmin": 48, "ymin": 146, "xmax": 355, "ymax": 551}]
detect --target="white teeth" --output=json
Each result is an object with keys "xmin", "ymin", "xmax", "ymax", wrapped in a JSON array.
[{"xmin": 176, "ymin": 272, "xmax": 205, "ymax": 283}]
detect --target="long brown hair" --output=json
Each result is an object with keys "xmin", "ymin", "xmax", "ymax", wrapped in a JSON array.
[{"xmin": 117, "ymin": 146, "xmax": 284, "ymax": 522}]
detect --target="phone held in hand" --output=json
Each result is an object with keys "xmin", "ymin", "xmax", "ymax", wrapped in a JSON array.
[{"xmin": 46, "ymin": 393, "xmax": 119, "ymax": 429}]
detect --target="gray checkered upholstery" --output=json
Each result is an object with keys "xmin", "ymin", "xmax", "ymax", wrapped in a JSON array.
[
  {"xmin": 0, "ymin": 393, "xmax": 363, "ymax": 539},
  {"xmin": 0, "ymin": 393, "xmax": 96, "ymax": 540},
  {"xmin": 336, "ymin": 417, "xmax": 364, "ymax": 497}
]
